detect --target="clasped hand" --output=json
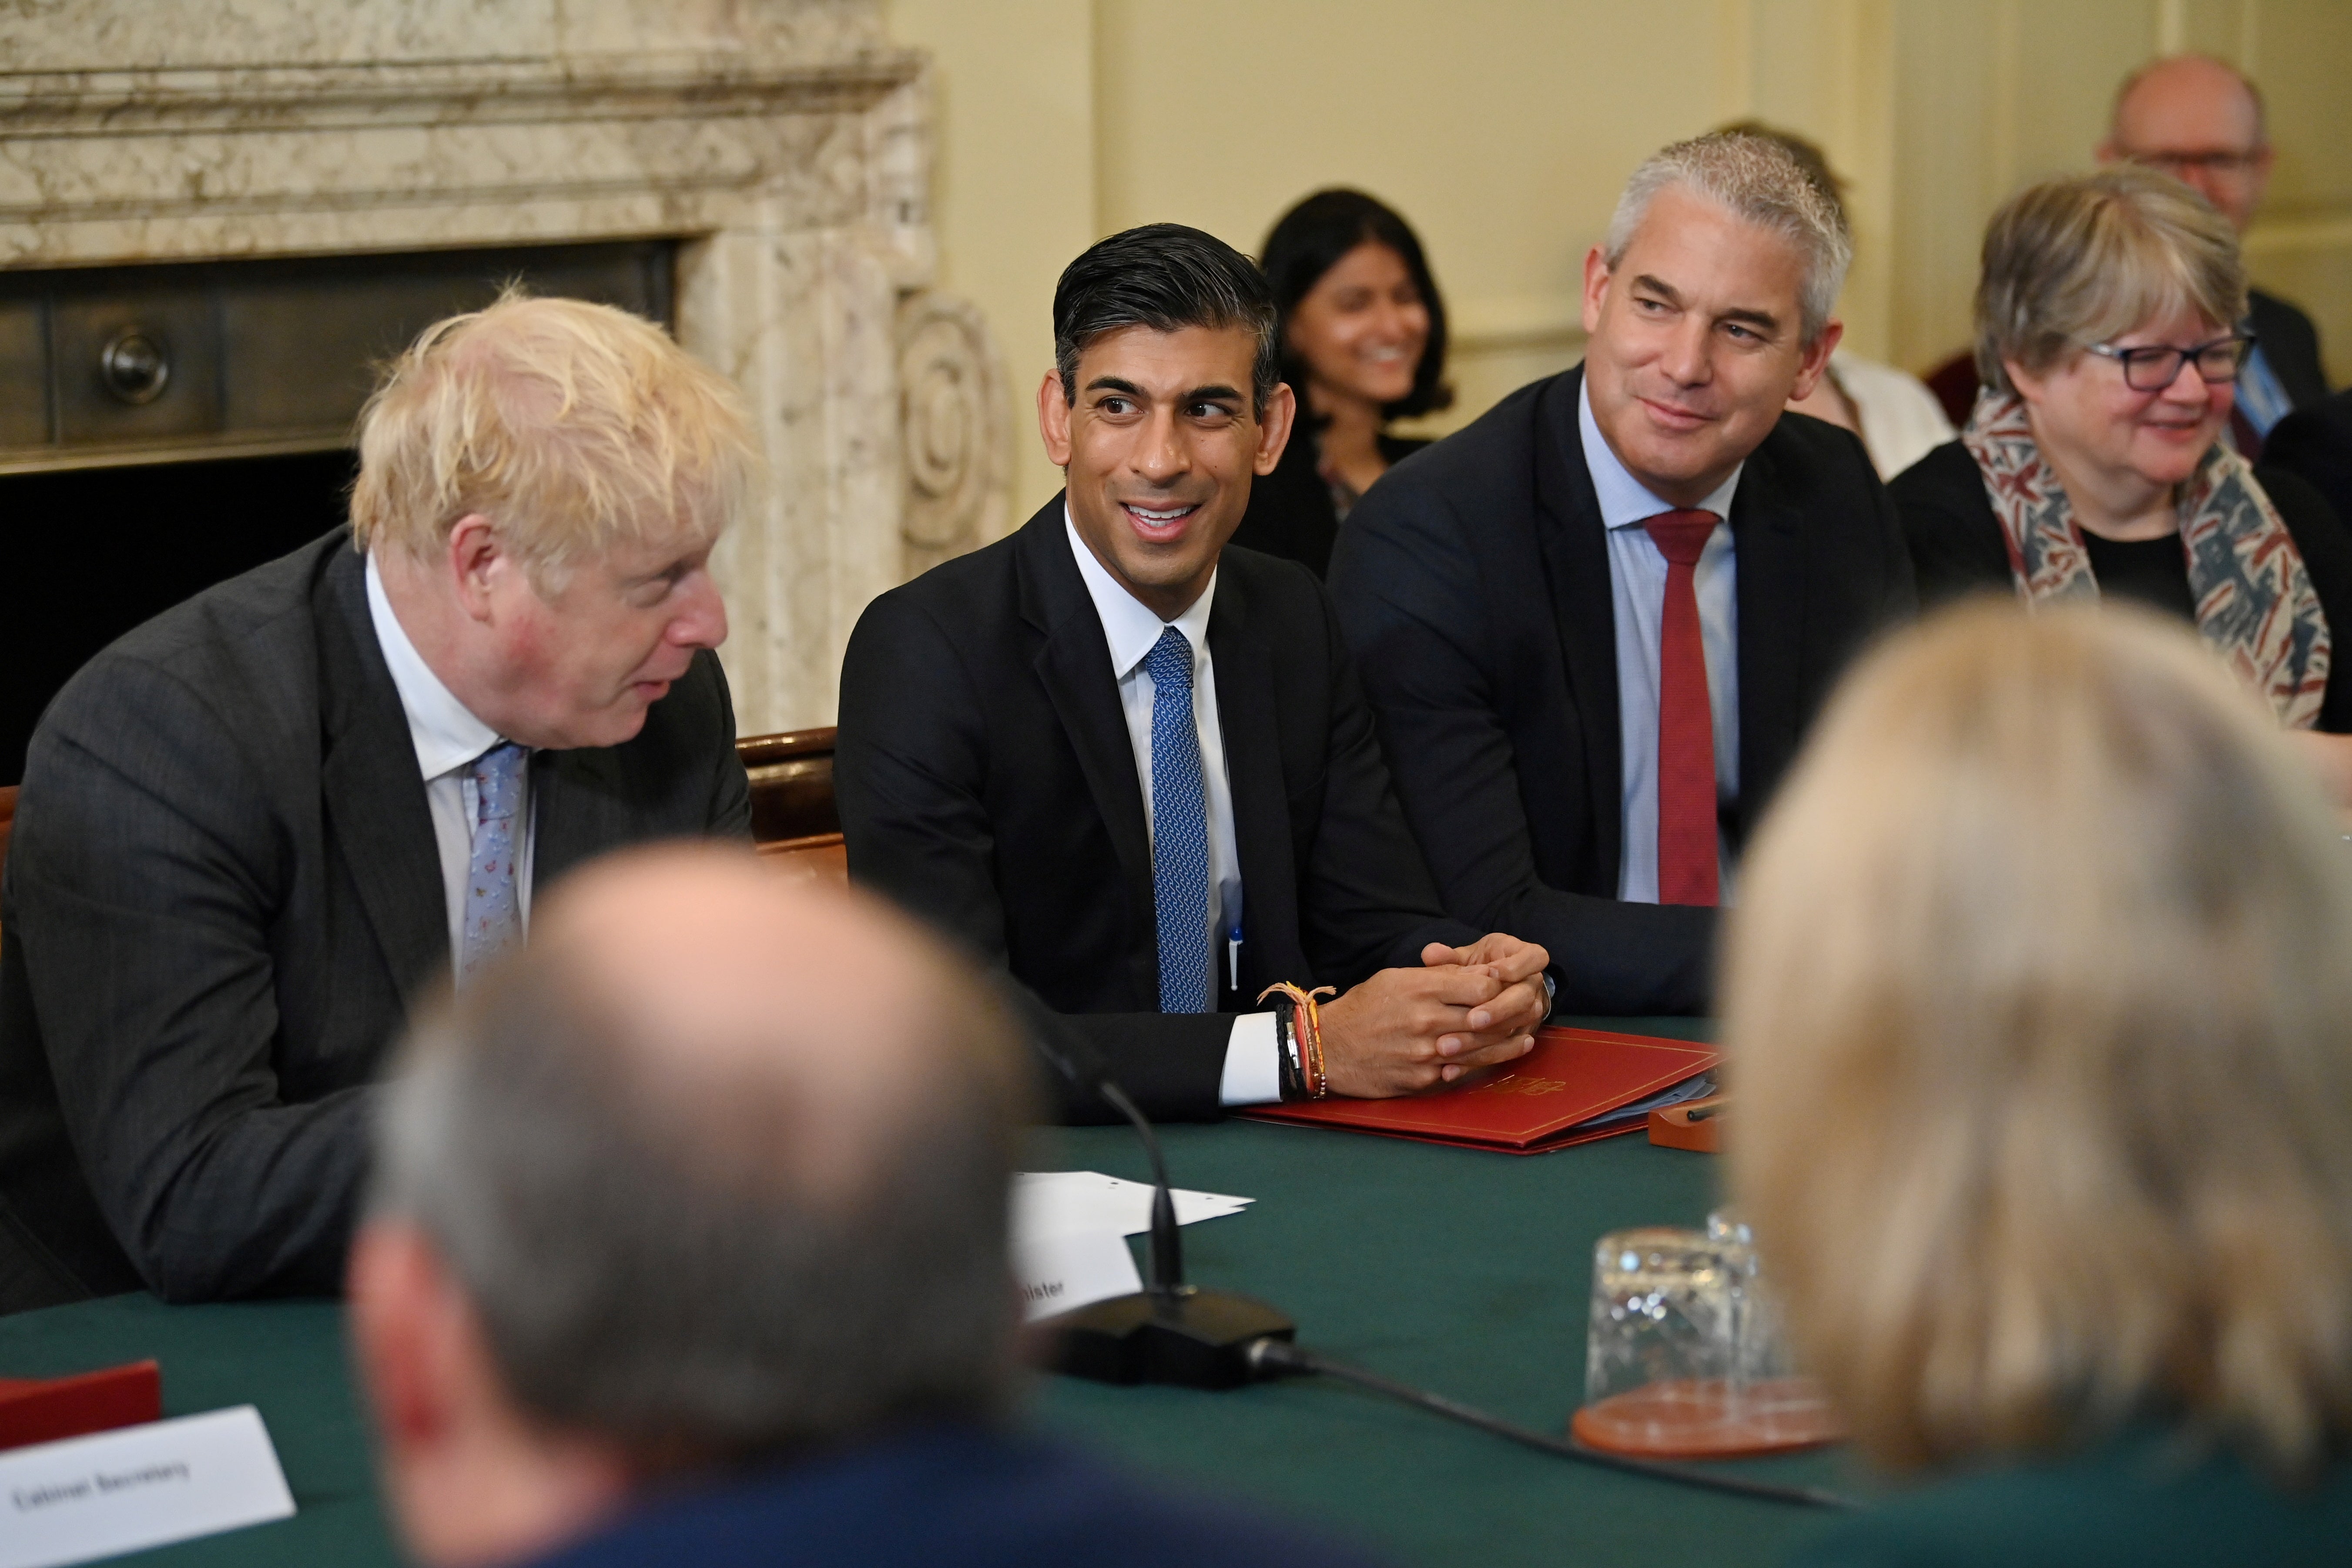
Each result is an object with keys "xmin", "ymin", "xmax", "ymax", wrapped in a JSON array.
[{"xmin": 1315, "ymin": 934, "xmax": 1551, "ymax": 1098}]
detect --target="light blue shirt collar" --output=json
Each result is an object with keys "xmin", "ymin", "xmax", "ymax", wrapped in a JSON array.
[
  {"xmin": 1578, "ymin": 376, "xmax": 1743, "ymax": 529},
  {"xmin": 364, "ymin": 550, "xmax": 507, "ymax": 782},
  {"xmin": 1064, "ymin": 502, "xmax": 1218, "ymax": 673}
]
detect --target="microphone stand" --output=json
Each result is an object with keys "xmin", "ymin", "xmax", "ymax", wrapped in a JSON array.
[{"xmin": 1030, "ymin": 1029, "xmax": 1297, "ymax": 1391}]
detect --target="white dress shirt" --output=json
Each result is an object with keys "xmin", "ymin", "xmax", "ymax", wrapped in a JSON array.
[
  {"xmin": 1826, "ymin": 350, "xmax": 1956, "ymax": 481},
  {"xmin": 1578, "ymin": 379, "xmax": 1741, "ymax": 905},
  {"xmin": 1064, "ymin": 510, "xmax": 1280, "ymax": 1106},
  {"xmin": 364, "ymin": 553, "xmax": 536, "ymax": 959}
]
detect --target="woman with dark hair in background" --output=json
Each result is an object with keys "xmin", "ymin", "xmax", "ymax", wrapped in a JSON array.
[{"xmin": 1232, "ymin": 189, "xmax": 1451, "ymax": 575}]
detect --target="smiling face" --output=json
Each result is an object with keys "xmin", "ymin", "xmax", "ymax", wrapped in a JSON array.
[
  {"xmin": 1581, "ymin": 184, "xmax": 1839, "ymax": 507},
  {"xmin": 1037, "ymin": 323, "xmax": 1294, "ymax": 619},
  {"xmin": 479, "ymin": 529, "xmax": 730, "ymax": 750},
  {"xmin": 2008, "ymin": 307, "xmax": 2235, "ymax": 496},
  {"xmin": 1286, "ymin": 241, "xmax": 1429, "ymax": 412}
]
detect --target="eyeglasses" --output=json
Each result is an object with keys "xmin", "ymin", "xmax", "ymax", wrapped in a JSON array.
[
  {"xmin": 2122, "ymin": 148, "xmax": 2265, "ymax": 178},
  {"xmin": 2081, "ymin": 333, "xmax": 2256, "ymax": 392}
]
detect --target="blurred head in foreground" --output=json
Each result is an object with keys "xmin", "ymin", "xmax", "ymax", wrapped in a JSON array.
[
  {"xmin": 348, "ymin": 846, "xmax": 1031, "ymax": 1568},
  {"xmin": 1727, "ymin": 602, "xmax": 2352, "ymax": 1476}
]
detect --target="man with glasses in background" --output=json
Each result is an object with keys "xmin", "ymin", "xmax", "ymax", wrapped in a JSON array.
[{"xmin": 2098, "ymin": 54, "xmax": 2332, "ymax": 457}]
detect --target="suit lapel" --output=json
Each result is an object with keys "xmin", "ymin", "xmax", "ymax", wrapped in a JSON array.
[
  {"xmin": 315, "ymin": 543, "xmax": 452, "ymax": 1003},
  {"xmin": 1017, "ymin": 505, "xmax": 1155, "ymax": 909},
  {"xmin": 1532, "ymin": 368, "xmax": 1626, "ymax": 878},
  {"xmin": 1206, "ymin": 571, "xmax": 1294, "ymax": 989},
  {"xmin": 1730, "ymin": 441, "xmax": 1804, "ymax": 842}
]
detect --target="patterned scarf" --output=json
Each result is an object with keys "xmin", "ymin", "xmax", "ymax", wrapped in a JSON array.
[{"xmin": 1962, "ymin": 388, "xmax": 2330, "ymax": 729}]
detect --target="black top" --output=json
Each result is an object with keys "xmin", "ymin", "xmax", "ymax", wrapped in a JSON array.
[
  {"xmin": 835, "ymin": 496, "xmax": 1474, "ymax": 1124},
  {"xmin": 2081, "ymin": 532, "xmax": 2197, "ymax": 620},
  {"xmin": 1230, "ymin": 391, "xmax": 1429, "ymax": 577},
  {"xmin": 1890, "ymin": 438, "xmax": 2352, "ymax": 733},
  {"xmin": 1327, "ymin": 369, "xmax": 1915, "ymax": 1015}
]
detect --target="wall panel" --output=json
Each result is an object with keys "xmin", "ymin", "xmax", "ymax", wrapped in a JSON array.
[{"xmin": 893, "ymin": 0, "xmax": 2348, "ymax": 515}]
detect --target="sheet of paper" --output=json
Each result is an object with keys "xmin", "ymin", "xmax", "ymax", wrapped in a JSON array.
[
  {"xmin": 1011, "ymin": 1170, "xmax": 1253, "ymax": 1240},
  {"xmin": 0, "ymin": 1405, "xmax": 296, "ymax": 1568},
  {"xmin": 1012, "ymin": 1226, "xmax": 1143, "ymax": 1322}
]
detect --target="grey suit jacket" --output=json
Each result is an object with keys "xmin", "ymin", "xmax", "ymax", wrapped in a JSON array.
[{"xmin": 0, "ymin": 530, "xmax": 750, "ymax": 1313}]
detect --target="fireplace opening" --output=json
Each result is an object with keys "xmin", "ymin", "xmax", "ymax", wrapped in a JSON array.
[{"xmin": 0, "ymin": 240, "xmax": 675, "ymax": 784}]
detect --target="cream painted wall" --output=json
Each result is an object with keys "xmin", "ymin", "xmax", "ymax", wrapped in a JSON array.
[
  {"xmin": 882, "ymin": 0, "xmax": 1096, "ymax": 518},
  {"xmin": 1886, "ymin": 0, "xmax": 2352, "ymax": 384},
  {"xmin": 889, "ymin": 0, "xmax": 2351, "ymax": 519}
]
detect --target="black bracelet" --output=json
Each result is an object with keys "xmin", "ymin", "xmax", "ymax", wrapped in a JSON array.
[{"xmin": 1271, "ymin": 993, "xmax": 1305, "ymax": 1102}]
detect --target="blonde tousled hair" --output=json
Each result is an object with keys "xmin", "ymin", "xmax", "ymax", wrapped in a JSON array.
[
  {"xmin": 1726, "ymin": 600, "xmax": 2352, "ymax": 1475},
  {"xmin": 349, "ymin": 292, "xmax": 759, "ymax": 580},
  {"xmin": 1974, "ymin": 165, "xmax": 2248, "ymax": 393}
]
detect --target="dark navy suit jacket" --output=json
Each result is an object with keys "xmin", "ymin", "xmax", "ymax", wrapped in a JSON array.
[
  {"xmin": 531, "ymin": 1425, "xmax": 1382, "ymax": 1568},
  {"xmin": 836, "ymin": 498, "xmax": 1474, "ymax": 1123},
  {"xmin": 1329, "ymin": 366, "xmax": 1914, "ymax": 1015}
]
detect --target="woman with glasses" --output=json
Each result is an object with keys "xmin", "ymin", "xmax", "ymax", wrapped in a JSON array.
[{"xmin": 1893, "ymin": 165, "xmax": 2352, "ymax": 733}]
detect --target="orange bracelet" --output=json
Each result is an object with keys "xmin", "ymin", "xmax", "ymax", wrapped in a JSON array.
[{"xmin": 1257, "ymin": 982, "xmax": 1337, "ymax": 1097}]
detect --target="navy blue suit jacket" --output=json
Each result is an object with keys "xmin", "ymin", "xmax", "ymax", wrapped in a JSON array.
[
  {"xmin": 530, "ymin": 1425, "xmax": 1382, "ymax": 1568},
  {"xmin": 1330, "ymin": 367, "xmax": 1914, "ymax": 1015},
  {"xmin": 836, "ymin": 498, "xmax": 1474, "ymax": 1123}
]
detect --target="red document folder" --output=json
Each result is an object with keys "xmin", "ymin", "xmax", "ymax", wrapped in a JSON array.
[
  {"xmin": 1240, "ymin": 1026, "xmax": 1719, "ymax": 1154},
  {"xmin": 0, "ymin": 1360, "xmax": 162, "ymax": 1451}
]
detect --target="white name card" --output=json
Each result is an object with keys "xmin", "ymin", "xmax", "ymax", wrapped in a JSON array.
[
  {"xmin": 0, "ymin": 1406, "xmax": 295, "ymax": 1568},
  {"xmin": 1013, "ymin": 1226, "xmax": 1142, "ymax": 1322}
]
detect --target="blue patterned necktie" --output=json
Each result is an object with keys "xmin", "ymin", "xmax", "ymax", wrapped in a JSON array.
[
  {"xmin": 457, "ymin": 741, "xmax": 529, "ymax": 988},
  {"xmin": 1145, "ymin": 626, "xmax": 1212, "ymax": 1014}
]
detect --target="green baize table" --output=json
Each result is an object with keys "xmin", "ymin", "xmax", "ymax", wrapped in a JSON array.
[{"xmin": 0, "ymin": 1019, "xmax": 1877, "ymax": 1567}]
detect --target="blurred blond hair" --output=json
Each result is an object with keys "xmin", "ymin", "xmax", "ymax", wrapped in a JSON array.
[
  {"xmin": 1974, "ymin": 165, "xmax": 2247, "ymax": 393},
  {"xmin": 1726, "ymin": 600, "xmax": 2352, "ymax": 1475},
  {"xmin": 349, "ymin": 292, "xmax": 759, "ymax": 582}
]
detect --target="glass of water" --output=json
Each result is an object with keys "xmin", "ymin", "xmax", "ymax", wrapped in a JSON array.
[{"xmin": 1573, "ymin": 1221, "xmax": 1839, "ymax": 1456}]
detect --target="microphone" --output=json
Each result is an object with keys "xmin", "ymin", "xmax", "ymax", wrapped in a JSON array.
[{"xmin": 1022, "ymin": 1012, "xmax": 1297, "ymax": 1391}]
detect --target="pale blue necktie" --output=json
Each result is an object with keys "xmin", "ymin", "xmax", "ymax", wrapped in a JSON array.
[
  {"xmin": 457, "ymin": 741, "xmax": 529, "ymax": 988},
  {"xmin": 1146, "ymin": 626, "xmax": 1212, "ymax": 1014}
]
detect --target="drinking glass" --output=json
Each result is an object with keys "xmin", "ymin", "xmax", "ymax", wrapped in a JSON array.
[{"xmin": 1573, "ymin": 1221, "xmax": 1839, "ymax": 1456}]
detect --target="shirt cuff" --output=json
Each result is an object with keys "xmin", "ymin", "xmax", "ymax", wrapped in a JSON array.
[{"xmin": 1218, "ymin": 1011, "xmax": 1283, "ymax": 1106}]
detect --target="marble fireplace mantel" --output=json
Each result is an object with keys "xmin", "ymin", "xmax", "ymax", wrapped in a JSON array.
[{"xmin": 0, "ymin": 1, "xmax": 1011, "ymax": 734}]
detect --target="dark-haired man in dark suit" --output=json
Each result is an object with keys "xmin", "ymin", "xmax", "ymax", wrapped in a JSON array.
[
  {"xmin": 1330, "ymin": 132, "xmax": 1914, "ymax": 1016},
  {"xmin": 837, "ymin": 224, "xmax": 1550, "ymax": 1123},
  {"xmin": 0, "ymin": 295, "xmax": 755, "ymax": 1315}
]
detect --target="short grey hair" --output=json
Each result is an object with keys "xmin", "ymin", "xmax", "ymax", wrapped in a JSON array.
[
  {"xmin": 1603, "ymin": 131, "xmax": 1853, "ymax": 345},
  {"xmin": 1973, "ymin": 164, "xmax": 2247, "ymax": 394},
  {"xmin": 370, "ymin": 924, "xmax": 1032, "ymax": 1470}
]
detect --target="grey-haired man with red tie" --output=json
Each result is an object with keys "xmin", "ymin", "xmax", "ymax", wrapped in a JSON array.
[{"xmin": 1330, "ymin": 131, "xmax": 1915, "ymax": 1015}]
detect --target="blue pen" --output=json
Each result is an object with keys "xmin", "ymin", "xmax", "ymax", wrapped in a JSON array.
[{"xmin": 1226, "ymin": 891, "xmax": 1243, "ymax": 993}]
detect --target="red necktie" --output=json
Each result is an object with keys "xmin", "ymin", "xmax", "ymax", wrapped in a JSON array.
[{"xmin": 1643, "ymin": 509, "xmax": 1719, "ymax": 907}]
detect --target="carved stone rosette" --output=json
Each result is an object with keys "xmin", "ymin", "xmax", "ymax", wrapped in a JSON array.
[{"xmin": 895, "ymin": 290, "xmax": 1011, "ymax": 577}]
